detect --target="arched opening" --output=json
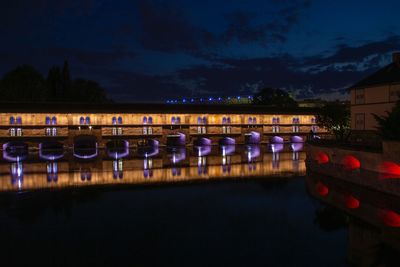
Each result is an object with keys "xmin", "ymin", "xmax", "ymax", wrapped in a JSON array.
[
  {"xmin": 268, "ymin": 143, "xmax": 284, "ymax": 153},
  {"xmin": 270, "ymin": 136, "xmax": 284, "ymax": 144},
  {"xmin": 245, "ymin": 131, "xmax": 260, "ymax": 144},
  {"xmin": 2, "ymin": 142, "xmax": 28, "ymax": 162},
  {"xmin": 39, "ymin": 141, "xmax": 64, "ymax": 161},
  {"xmin": 290, "ymin": 142, "xmax": 304, "ymax": 152},
  {"xmin": 106, "ymin": 140, "xmax": 129, "ymax": 159},
  {"xmin": 73, "ymin": 135, "xmax": 98, "ymax": 159},
  {"xmin": 167, "ymin": 146, "xmax": 186, "ymax": 164},
  {"xmin": 290, "ymin": 136, "xmax": 303, "ymax": 143},
  {"xmin": 193, "ymin": 137, "xmax": 211, "ymax": 146},
  {"xmin": 219, "ymin": 137, "xmax": 235, "ymax": 146},
  {"xmin": 245, "ymin": 145, "xmax": 260, "ymax": 161},
  {"xmin": 194, "ymin": 145, "xmax": 212, "ymax": 157},
  {"xmin": 220, "ymin": 144, "xmax": 236, "ymax": 156},
  {"xmin": 167, "ymin": 132, "xmax": 186, "ymax": 146}
]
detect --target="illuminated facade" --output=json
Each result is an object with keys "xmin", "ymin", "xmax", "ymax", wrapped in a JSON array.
[
  {"xmin": 0, "ymin": 103, "xmax": 323, "ymax": 148},
  {"xmin": 350, "ymin": 52, "xmax": 400, "ymax": 131}
]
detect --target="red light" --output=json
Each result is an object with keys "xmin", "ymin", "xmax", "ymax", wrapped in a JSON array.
[
  {"xmin": 316, "ymin": 182, "xmax": 329, "ymax": 196},
  {"xmin": 342, "ymin": 155, "xmax": 361, "ymax": 171},
  {"xmin": 381, "ymin": 210, "xmax": 400, "ymax": 227},
  {"xmin": 380, "ymin": 162, "xmax": 400, "ymax": 179},
  {"xmin": 345, "ymin": 195, "xmax": 360, "ymax": 209},
  {"xmin": 316, "ymin": 152, "xmax": 329, "ymax": 164}
]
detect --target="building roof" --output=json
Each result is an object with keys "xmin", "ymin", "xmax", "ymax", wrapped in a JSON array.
[
  {"xmin": 0, "ymin": 102, "xmax": 318, "ymax": 115},
  {"xmin": 350, "ymin": 62, "xmax": 400, "ymax": 89}
]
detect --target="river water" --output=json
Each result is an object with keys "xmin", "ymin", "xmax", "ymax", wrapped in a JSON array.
[{"xmin": 0, "ymin": 144, "xmax": 398, "ymax": 266}]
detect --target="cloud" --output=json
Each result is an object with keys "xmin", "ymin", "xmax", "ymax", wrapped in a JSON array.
[
  {"xmin": 175, "ymin": 36, "xmax": 399, "ymax": 100},
  {"xmin": 136, "ymin": 0, "xmax": 216, "ymax": 55},
  {"xmin": 222, "ymin": 11, "xmax": 272, "ymax": 44},
  {"xmin": 304, "ymin": 35, "xmax": 400, "ymax": 66},
  {"xmin": 135, "ymin": 0, "xmax": 311, "ymax": 55}
]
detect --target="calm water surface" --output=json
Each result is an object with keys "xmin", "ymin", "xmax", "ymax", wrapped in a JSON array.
[{"xmin": 0, "ymin": 145, "xmax": 398, "ymax": 266}]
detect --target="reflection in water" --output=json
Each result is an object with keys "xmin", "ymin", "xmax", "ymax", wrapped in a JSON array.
[
  {"xmin": 221, "ymin": 145, "xmax": 235, "ymax": 156},
  {"xmin": 306, "ymin": 173, "xmax": 400, "ymax": 266},
  {"xmin": 272, "ymin": 151, "xmax": 280, "ymax": 169},
  {"xmin": 0, "ymin": 144, "xmax": 306, "ymax": 192},
  {"xmin": 168, "ymin": 147, "xmax": 186, "ymax": 164},
  {"xmin": 290, "ymin": 142, "xmax": 303, "ymax": 152},
  {"xmin": 46, "ymin": 162, "xmax": 58, "ymax": 182},
  {"xmin": 10, "ymin": 161, "xmax": 24, "ymax": 189},
  {"xmin": 194, "ymin": 145, "xmax": 211, "ymax": 157},
  {"xmin": 113, "ymin": 159, "xmax": 124, "ymax": 179},
  {"xmin": 80, "ymin": 169, "xmax": 92, "ymax": 181}
]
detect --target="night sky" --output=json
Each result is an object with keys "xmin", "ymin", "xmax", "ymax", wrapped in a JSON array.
[{"xmin": 1, "ymin": 0, "xmax": 400, "ymax": 102}]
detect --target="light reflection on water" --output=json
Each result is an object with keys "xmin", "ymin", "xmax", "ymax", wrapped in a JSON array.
[{"xmin": 0, "ymin": 145, "xmax": 305, "ymax": 192}]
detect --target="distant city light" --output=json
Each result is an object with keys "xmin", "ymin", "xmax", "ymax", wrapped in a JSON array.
[{"xmin": 165, "ymin": 95, "xmax": 254, "ymax": 104}]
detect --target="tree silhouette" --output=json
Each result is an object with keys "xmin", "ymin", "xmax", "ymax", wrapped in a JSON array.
[
  {"xmin": 71, "ymin": 79, "xmax": 109, "ymax": 103},
  {"xmin": 47, "ymin": 66, "xmax": 63, "ymax": 101},
  {"xmin": 316, "ymin": 102, "xmax": 350, "ymax": 141},
  {"xmin": 62, "ymin": 60, "xmax": 71, "ymax": 96},
  {"xmin": 0, "ymin": 61, "xmax": 111, "ymax": 103},
  {"xmin": 373, "ymin": 100, "xmax": 400, "ymax": 141},
  {"xmin": 252, "ymin": 87, "xmax": 298, "ymax": 107},
  {"xmin": 0, "ymin": 65, "xmax": 46, "ymax": 102}
]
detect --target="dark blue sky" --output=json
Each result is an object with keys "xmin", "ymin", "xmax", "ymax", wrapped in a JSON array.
[{"xmin": 1, "ymin": 0, "xmax": 400, "ymax": 102}]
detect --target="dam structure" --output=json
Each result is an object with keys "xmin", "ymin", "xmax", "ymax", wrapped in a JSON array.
[{"xmin": 0, "ymin": 103, "xmax": 323, "ymax": 154}]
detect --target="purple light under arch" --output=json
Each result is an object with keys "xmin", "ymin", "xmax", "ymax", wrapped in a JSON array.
[
  {"xmin": 219, "ymin": 137, "xmax": 235, "ymax": 146},
  {"xmin": 290, "ymin": 135, "xmax": 303, "ymax": 143},
  {"xmin": 269, "ymin": 143, "xmax": 284, "ymax": 153},
  {"xmin": 73, "ymin": 143, "xmax": 98, "ymax": 159},
  {"xmin": 290, "ymin": 142, "xmax": 304, "ymax": 152},
  {"xmin": 221, "ymin": 145, "xmax": 235, "ymax": 156},
  {"xmin": 270, "ymin": 136, "xmax": 284, "ymax": 144},
  {"xmin": 245, "ymin": 131, "xmax": 260, "ymax": 144},
  {"xmin": 194, "ymin": 145, "xmax": 212, "ymax": 157}
]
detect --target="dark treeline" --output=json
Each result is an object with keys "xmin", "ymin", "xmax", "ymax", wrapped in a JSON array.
[
  {"xmin": 0, "ymin": 61, "xmax": 110, "ymax": 103},
  {"xmin": 252, "ymin": 87, "xmax": 298, "ymax": 108}
]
